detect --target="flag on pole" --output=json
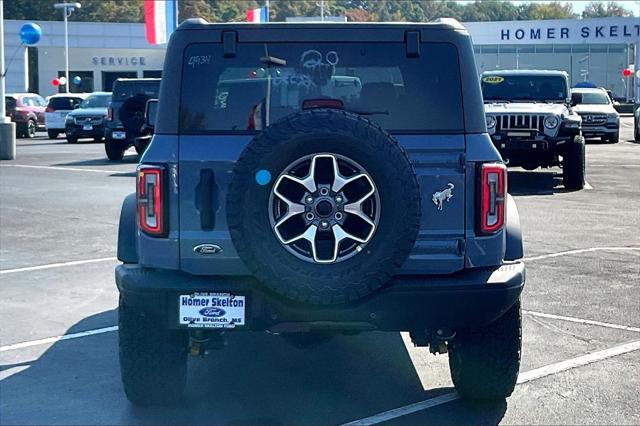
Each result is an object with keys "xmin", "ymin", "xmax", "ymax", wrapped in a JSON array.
[
  {"xmin": 144, "ymin": 0, "xmax": 177, "ymax": 45},
  {"xmin": 246, "ymin": 7, "xmax": 268, "ymax": 23}
]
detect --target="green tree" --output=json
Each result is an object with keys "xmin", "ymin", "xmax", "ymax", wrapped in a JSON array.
[
  {"xmin": 581, "ymin": 1, "xmax": 634, "ymax": 18},
  {"xmin": 524, "ymin": 1, "xmax": 577, "ymax": 20}
]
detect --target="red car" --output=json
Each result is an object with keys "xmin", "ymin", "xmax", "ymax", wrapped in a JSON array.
[{"xmin": 4, "ymin": 93, "xmax": 47, "ymax": 138}]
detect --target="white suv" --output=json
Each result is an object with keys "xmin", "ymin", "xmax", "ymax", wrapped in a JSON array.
[{"xmin": 44, "ymin": 93, "xmax": 88, "ymax": 139}]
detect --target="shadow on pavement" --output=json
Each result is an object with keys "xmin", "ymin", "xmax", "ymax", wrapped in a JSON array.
[
  {"xmin": 507, "ymin": 170, "xmax": 573, "ymax": 196},
  {"xmin": 0, "ymin": 310, "xmax": 508, "ymax": 425},
  {"xmin": 55, "ymin": 156, "xmax": 140, "ymax": 167}
]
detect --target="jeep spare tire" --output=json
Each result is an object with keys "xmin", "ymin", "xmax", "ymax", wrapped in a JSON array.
[
  {"xmin": 119, "ymin": 94, "xmax": 150, "ymax": 136},
  {"xmin": 227, "ymin": 109, "xmax": 421, "ymax": 305}
]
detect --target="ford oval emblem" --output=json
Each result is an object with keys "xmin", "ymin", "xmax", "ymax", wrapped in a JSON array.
[
  {"xmin": 193, "ymin": 244, "xmax": 223, "ymax": 255},
  {"xmin": 199, "ymin": 307, "xmax": 226, "ymax": 317}
]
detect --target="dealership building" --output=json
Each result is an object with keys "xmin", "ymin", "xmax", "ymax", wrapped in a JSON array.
[{"xmin": 3, "ymin": 16, "xmax": 639, "ymax": 99}]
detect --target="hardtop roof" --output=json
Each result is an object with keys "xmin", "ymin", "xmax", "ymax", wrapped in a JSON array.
[
  {"xmin": 481, "ymin": 69, "xmax": 569, "ymax": 77},
  {"xmin": 177, "ymin": 18, "xmax": 467, "ymax": 33}
]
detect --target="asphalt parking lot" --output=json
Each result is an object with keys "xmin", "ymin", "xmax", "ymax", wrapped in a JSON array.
[{"xmin": 1, "ymin": 116, "xmax": 638, "ymax": 425}]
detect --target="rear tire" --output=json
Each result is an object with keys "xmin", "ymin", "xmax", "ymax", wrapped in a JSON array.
[
  {"xmin": 562, "ymin": 136, "xmax": 585, "ymax": 190},
  {"xmin": 66, "ymin": 136, "xmax": 78, "ymax": 144},
  {"xmin": 118, "ymin": 298, "xmax": 188, "ymax": 406},
  {"xmin": 47, "ymin": 130, "xmax": 59, "ymax": 139},
  {"xmin": 105, "ymin": 139, "xmax": 125, "ymax": 161},
  {"xmin": 449, "ymin": 300, "xmax": 521, "ymax": 402}
]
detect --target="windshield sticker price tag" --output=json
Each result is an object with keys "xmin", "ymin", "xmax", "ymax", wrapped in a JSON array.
[{"xmin": 482, "ymin": 76, "xmax": 504, "ymax": 84}]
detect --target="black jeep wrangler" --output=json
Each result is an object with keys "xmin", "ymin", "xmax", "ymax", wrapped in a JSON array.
[
  {"xmin": 116, "ymin": 19, "xmax": 525, "ymax": 406},
  {"xmin": 104, "ymin": 78, "xmax": 160, "ymax": 161},
  {"xmin": 482, "ymin": 70, "xmax": 585, "ymax": 190}
]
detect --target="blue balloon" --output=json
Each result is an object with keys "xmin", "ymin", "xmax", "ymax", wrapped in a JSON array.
[
  {"xmin": 20, "ymin": 23, "xmax": 42, "ymax": 45},
  {"xmin": 73, "ymin": 76, "xmax": 82, "ymax": 85}
]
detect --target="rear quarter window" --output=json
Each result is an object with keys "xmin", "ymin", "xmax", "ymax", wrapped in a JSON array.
[{"xmin": 179, "ymin": 42, "xmax": 463, "ymax": 134}]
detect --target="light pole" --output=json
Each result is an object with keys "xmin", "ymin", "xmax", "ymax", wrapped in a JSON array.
[{"xmin": 53, "ymin": 2, "xmax": 81, "ymax": 93}]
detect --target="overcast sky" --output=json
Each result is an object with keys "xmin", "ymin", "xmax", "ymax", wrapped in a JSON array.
[{"xmin": 457, "ymin": 1, "xmax": 640, "ymax": 17}]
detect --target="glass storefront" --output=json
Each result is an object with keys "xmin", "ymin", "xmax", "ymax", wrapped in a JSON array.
[{"xmin": 474, "ymin": 43, "xmax": 632, "ymax": 98}]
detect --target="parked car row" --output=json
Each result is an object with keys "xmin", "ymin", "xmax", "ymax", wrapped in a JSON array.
[
  {"xmin": 5, "ymin": 78, "xmax": 161, "ymax": 161},
  {"xmin": 481, "ymin": 71, "xmax": 625, "ymax": 190}
]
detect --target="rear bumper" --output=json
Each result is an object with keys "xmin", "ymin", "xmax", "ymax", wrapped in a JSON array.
[{"xmin": 116, "ymin": 262, "xmax": 525, "ymax": 332}]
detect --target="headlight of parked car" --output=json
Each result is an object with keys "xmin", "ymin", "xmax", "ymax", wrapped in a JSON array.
[
  {"xmin": 486, "ymin": 115, "xmax": 496, "ymax": 129},
  {"xmin": 544, "ymin": 115, "xmax": 559, "ymax": 129},
  {"xmin": 607, "ymin": 113, "xmax": 619, "ymax": 122}
]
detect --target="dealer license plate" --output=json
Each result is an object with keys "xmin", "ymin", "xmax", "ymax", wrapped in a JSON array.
[
  {"xmin": 178, "ymin": 293, "xmax": 246, "ymax": 328},
  {"xmin": 83, "ymin": 124, "xmax": 93, "ymax": 131},
  {"xmin": 112, "ymin": 131, "xmax": 126, "ymax": 139}
]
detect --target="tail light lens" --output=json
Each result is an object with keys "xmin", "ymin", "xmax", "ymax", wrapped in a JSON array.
[
  {"xmin": 106, "ymin": 106, "xmax": 113, "ymax": 121},
  {"xmin": 137, "ymin": 166, "xmax": 165, "ymax": 236},
  {"xmin": 479, "ymin": 163, "xmax": 507, "ymax": 234}
]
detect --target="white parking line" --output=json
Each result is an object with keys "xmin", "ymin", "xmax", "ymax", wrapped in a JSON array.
[
  {"xmin": 523, "ymin": 310, "xmax": 640, "ymax": 333},
  {"xmin": 0, "ymin": 257, "xmax": 117, "ymax": 275},
  {"xmin": 0, "ymin": 164, "xmax": 124, "ymax": 174},
  {"xmin": 342, "ymin": 339, "xmax": 640, "ymax": 426},
  {"xmin": 583, "ymin": 180, "xmax": 593, "ymax": 190},
  {"xmin": 524, "ymin": 246, "xmax": 640, "ymax": 262},
  {"xmin": 0, "ymin": 326, "xmax": 118, "ymax": 352}
]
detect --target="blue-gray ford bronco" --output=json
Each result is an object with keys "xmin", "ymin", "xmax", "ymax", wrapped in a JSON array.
[{"xmin": 115, "ymin": 19, "xmax": 525, "ymax": 406}]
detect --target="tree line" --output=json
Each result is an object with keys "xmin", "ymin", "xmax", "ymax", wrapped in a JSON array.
[{"xmin": 5, "ymin": 0, "xmax": 636, "ymax": 24}]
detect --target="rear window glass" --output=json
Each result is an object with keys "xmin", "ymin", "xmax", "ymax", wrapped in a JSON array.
[
  {"xmin": 179, "ymin": 42, "xmax": 463, "ymax": 133},
  {"xmin": 48, "ymin": 97, "xmax": 84, "ymax": 110},
  {"xmin": 113, "ymin": 82, "xmax": 160, "ymax": 101}
]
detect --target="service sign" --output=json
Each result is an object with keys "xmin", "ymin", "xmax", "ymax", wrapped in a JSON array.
[{"xmin": 179, "ymin": 293, "xmax": 246, "ymax": 328}]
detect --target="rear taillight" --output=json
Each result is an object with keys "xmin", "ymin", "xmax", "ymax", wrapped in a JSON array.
[
  {"xmin": 45, "ymin": 106, "xmax": 54, "ymax": 112},
  {"xmin": 137, "ymin": 166, "xmax": 165, "ymax": 236},
  {"xmin": 479, "ymin": 163, "xmax": 507, "ymax": 234},
  {"xmin": 106, "ymin": 106, "xmax": 113, "ymax": 121}
]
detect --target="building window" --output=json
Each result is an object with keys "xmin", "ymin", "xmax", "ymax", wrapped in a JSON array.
[
  {"xmin": 102, "ymin": 71, "xmax": 137, "ymax": 92},
  {"xmin": 57, "ymin": 71, "xmax": 94, "ymax": 93},
  {"xmin": 143, "ymin": 70, "xmax": 162, "ymax": 78},
  {"xmin": 27, "ymin": 47, "xmax": 38, "ymax": 94}
]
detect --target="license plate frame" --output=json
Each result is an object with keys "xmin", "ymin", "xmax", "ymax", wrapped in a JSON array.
[
  {"xmin": 83, "ymin": 124, "xmax": 93, "ymax": 131},
  {"xmin": 112, "ymin": 131, "xmax": 126, "ymax": 139},
  {"xmin": 178, "ymin": 292, "xmax": 246, "ymax": 329}
]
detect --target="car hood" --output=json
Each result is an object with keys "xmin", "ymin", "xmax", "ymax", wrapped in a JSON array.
[
  {"xmin": 572, "ymin": 104, "xmax": 616, "ymax": 115},
  {"xmin": 67, "ymin": 107, "xmax": 107, "ymax": 117},
  {"xmin": 484, "ymin": 102, "xmax": 569, "ymax": 115}
]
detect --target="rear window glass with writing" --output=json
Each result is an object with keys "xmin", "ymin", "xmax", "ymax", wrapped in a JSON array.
[{"xmin": 180, "ymin": 42, "xmax": 463, "ymax": 133}]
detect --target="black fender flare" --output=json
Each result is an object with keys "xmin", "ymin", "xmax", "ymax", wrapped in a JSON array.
[
  {"xmin": 117, "ymin": 193, "xmax": 138, "ymax": 264},
  {"xmin": 504, "ymin": 194, "xmax": 524, "ymax": 261}
]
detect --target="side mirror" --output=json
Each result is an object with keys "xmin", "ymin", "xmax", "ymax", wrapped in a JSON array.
[
  {"xmin": 570, "ymin": 93, "xmax": 582, "ymax": 107},
  {"xmin": 145, "ymin": 99, "xmax": 158, "ymax": 128}
]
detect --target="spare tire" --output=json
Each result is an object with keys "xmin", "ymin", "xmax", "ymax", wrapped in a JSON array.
[
  {"xmin": 119, "ymin": 94, "xmax": 150, "ymax": 136},
  {"xmin": 227, "ymin": 109, "xmax": 420, "ymax": 305}
]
